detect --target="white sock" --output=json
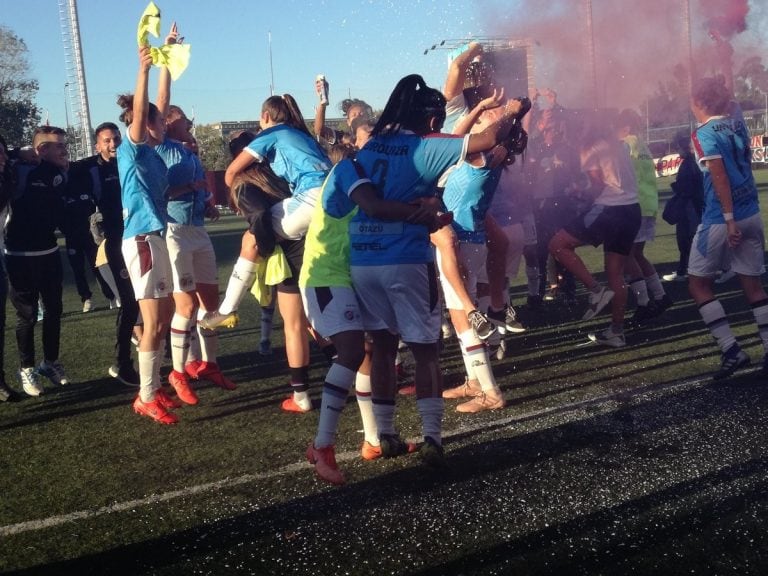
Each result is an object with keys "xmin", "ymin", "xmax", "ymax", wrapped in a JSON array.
[
  {"xmin": 458, "ymin": 329, "xmax": 498, "ymax": 393},
  {"xmin": 138, "ymin": 350, "xmax": 158, "ymax": 403},
  {"xmin": 196, "ymin": 308, "xmax": 218, "ymax": 363},
  {"xmin": 220, "ymin": 257, "xmax": 257, "ymax": 315},
  {"xmin": 170, "ymin": 313, "xmax": 194, "ymax": 373},
  {"xmin": 699, "ymin": 300, "xmax": 736, "ymax": 353},
  {"xmin": 629, "ymin": 278, "xmax": 650, "ymax": 306},
  {"xmin": 355, "ymin": 372, "xmax": 378, "ymax": 446},
  {"xmin": 645, "ymin": 273, "xmax": 665, "ymax": 300}
]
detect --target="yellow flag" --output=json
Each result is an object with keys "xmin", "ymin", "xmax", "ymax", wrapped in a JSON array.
[{"xmin": 136, "ymin": 1, "xmax": 191, "ymax": 81}]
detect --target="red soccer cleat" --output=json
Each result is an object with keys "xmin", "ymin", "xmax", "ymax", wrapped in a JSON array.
[
  {"xmin": 169, "ymin": 370, "xmax": 199, "ymax": 405},
  {"xmin": 133, "ymin": 395, "xmax": 179, "ymax": 425}
]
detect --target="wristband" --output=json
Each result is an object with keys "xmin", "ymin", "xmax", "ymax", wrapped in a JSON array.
[{"xmin": 723, "ymin": 212, "xmax": 734, "ymax": 222}]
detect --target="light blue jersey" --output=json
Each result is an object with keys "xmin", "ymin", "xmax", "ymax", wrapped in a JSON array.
[
  {"xmin": 117, "ymin": 134, "xmax": 168, "ymax": 239},
  {"xmin": 246, "ymin": 125, "xmax": 330, "ymax": 205},
  {"xmin": 348, "ymin": 131, "xmax": 468, "ymax": 265},
  {"xmin": 692, "ymin": 104, "xmax": 758, "ymax": 225},
  {"xmin": 155, "ymin": 138, "xmax": 206, "ymax": 226},
  {"xmin": 442, "ymin": 158, "xmax": 502, "ymax": 244}
]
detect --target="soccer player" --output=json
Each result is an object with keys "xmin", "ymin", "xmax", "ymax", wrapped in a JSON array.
[
  {"xmin": 155, "ymin": 23, "xmax": 236, "ymax": 400},
  {"xmin": 548, "ymin": 117, "xmax": 642, "ymax": 347},
  {"xmin": 687, "ymin": 76, "xmax": 768, "ymax": 379},
  {"xmin": 348, "ymin": 73, "xmax": 528, "ymax": 464},
  {"xmin": 303, "ymin": 160, "xmax": 444, "ymax": 484},
  {"xmin": 5, "ymin": 126, "xmax": 71, "ymax": 396},
  {"xmin": 116, "ymin": 45, "xmax": 180, "ymax": 424}
]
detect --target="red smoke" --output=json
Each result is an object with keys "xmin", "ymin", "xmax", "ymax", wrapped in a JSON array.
[{"xmin": 478, "ymin": 0, "xmax": 754, "ymax": 112}]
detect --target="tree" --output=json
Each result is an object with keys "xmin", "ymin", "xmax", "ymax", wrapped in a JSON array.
[
  {"xmin": 734, "ymin": 56, "xmax": 768, "ymax": 111},
  {"xmin": 0, "ymin": 26, "xmax": 41, "ymax": 145},
  {"xmin": 194, "ymin": 124, "xmax": 229, "ymax": 171}
]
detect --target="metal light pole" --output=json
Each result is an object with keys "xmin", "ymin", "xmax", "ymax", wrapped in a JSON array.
[{"xmin": 63, "ymin": 82, "xmax": 70, "ymax": 129}]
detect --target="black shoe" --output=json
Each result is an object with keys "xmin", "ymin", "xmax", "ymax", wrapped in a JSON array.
[
  {"xmin": 526, "ymin": 294, "xmax": 543, "ymax": 311},
  {"xmin": 487, "ymin": 306, "xmax": 526, "ymax": 334},
  {"xmin": 108, "ymin": 364, "xmax": 140, "ymax": 387},
  {"xmin": 380, "ymin": 434, "xmax": 417, "ymax": 458},
  {"xmin": 629, "ymin": 303, "xmax": 657, "ymax": 327},
  {"xmin": 713, "ymin": 344, "xmax": 750, "ymax": 380},
  {"xmin": 468, "ymin": 309, "xmax": 495, "ymax": 340},
  {"xmin": 0, "ymin": 382, "xmax": 20, "ymax": 402},
  {"xmin": 419, "ymin": 436, "xmax": 448, "ymax": 469},
  {"xmin": 653, "ymin": 294, "xmax": 674, "ymax": 315}
]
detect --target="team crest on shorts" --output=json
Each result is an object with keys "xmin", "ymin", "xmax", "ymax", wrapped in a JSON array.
[
  {"xmin": 180, "ymin": 274, "xmax": 194, "ymax": 290},
  {"xmin": 157, "ymin": 281, "xmax": 167, "ymax": 292},
  {"xmin": 120, "ymin": 269, "xmax": 130, "ymax": 279},
  {"xmin": 345, "ymin": 310, "xmax": 355, "ymax": 321}
]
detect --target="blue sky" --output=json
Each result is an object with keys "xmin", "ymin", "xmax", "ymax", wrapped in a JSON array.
[
  {"xmin": 4, "ymin": 0, "xmax": 513, "ymax": 129},
  {"xmin": 4, "ymin": 0, "xmax": 766, "ymax": 133}
]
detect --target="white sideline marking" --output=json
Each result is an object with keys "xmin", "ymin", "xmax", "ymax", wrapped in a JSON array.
[{"xmin": 0, "ymin": 374, "xmax": 712, "ymax": 537}]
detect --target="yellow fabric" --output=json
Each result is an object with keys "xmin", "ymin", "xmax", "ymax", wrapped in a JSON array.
[
  {"xmin": 136, "ymin": 2, "xmax": 191, "ymax": 81},
  {"xmin": 249, "ymin": 246, "xmax": 292, "ymax": 306},
  {"xmin": 95, "ymin": 242, "xmax": 108, "ymax": 268}
]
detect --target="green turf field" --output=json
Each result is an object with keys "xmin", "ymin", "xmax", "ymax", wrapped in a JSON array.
[{"xmin": 1, "ymin": 170, "xmax": 767, "ymax": 575}]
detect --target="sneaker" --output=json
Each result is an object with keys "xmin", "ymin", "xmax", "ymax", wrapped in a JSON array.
[
  {"xmin": 38, "ymin": 360, "xmax": 70, "ymax": 386},
  {"xmin": 440, "ymin": 312, "xmax": 452, "ymax": 340},
  {"xmin": 199, "ymin": 310, "xmax": 238, "ymax": 330},
  {"xmin": 715, "ymin": 269, "xmax": 737, "ymax": 284},
  {"xmin": 629, "ymin": 304, "xmax": 657, "ymax": 327},
  {"xmin": 543, "ymin": 285, "xmax": 557, "ymax": 301},
  {"xmin": 281, "ymin": 395, "xmax": 312, "ymax": 413},
  {"xmin": 583, "ymin": 287, "xmax": 614, "ymax": 321},
  {"xmin": 652, "ymin": 294, "xmax": 674, "ymax": 315},
  {"xmin": 442, "ymin": 378, "xmax": 481, "ymax": 399},
  {"xmin": 379, "ymin": 434, "xmax": 418, "ymax": 458},
  {"xmin": 109, "ymin": 299, "xmax": 120, "ymax": 309},
  {"xmin": 82, "ymin": 299, "xmax": 93, "ymax": 313},
  {"xmin": 662, "ymin": 272, "xmax": 687, "ymax": 282},
  {"xmin": 155, "ymin": 387, "xmax": 183, "ymax": 410},
  {"xmin": 258, "ymin": 340, "xmax": 272, "ymax": 356},
  {"xmin": 527, "ymin": 294, "xmax": 543, "ymax": 311},
  {"xmin": 713, "ymin": 344, "xmax": 750, "ymax": 380},
  {"xmin": 419, "ymin": 436, "xmax": 448, "ymax": 469},
  {"xmin": 19, "ymin": 367, "xmax": 44, "ymax": 397},
  {"xmin": 588, "ymin": 328, "xmax": 626, "ymax": 348},
  {"xmin": 168, "ymin": 370, "xmax": 199, "ymax": 405},
  {"xmin": 306, "ymin": 443, "xmax": 345, "ymax": 485},
  {"xmin": 487, "ymin": 306, "xmax": 525, "ymax": 334},
  {"xmin": 456, "ymin": 389, "xmax": 506, "ymax": 413},
  {"xmin": 195, "ymin": 361, "xmax": 237, "ymax": 391},
  {"xmin": 361, "ymin": 440, "xmax": 383, "ymax": 461},
  {"xmin": 0, "ymin": 382, "xmax": 19, "ymax": 402},
  {"xmin": 108, "ymin": 364, "xmax": 140, "ymax": 387},
  {"xmin": 132, "ymin": 395, "xmax": 179, "ymax": 425},
  {"xmin": 468, "ymin": 309, "xmax": 495, "ymax": 340},
  {"xmin": 184, "ymin": 359, "xmax": 204, "ymax": 379}
]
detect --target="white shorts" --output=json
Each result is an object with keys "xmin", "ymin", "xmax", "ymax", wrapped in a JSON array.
[
  {"xmin": 634, "ymin": 216, "xmax": 657, "ymax": 243},
  {"xmin": 166, "ymin": 223, "xmax": 218, "ymax": 291},
  {"xmin": 300, "ymin": 285, "xmax": 363, "ymax": 338},
  {"xmin": 436, "ymin": 242, "xmax": 487, "ymax": 311},
  {"xmin": 688, "ymin": 213, "xmax": 766, "ymax": 278},
  {"xmin": 272, "ymin": 187, "xmax": 321, "ymax": 241},
  {"xmin": 122, "ymin": 233, "xmax": 173, "ymax": 300},
  {"xmin": 351, "ymin": 263, "xmax": 441, "ymax": 344}
]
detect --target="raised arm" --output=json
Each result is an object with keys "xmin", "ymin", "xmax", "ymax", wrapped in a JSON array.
[
  {"xmin": 156, "ymin": 22, "xmax": 179, "ymax": 117},
  {"xmin": 452, "ymin": 88, "xmax": 505, "ymax": 136},
  {"xmin": 443, "ymin": 42, "xmax": 483, "ymax": 100},
  {"xmin": 129, "ymin": 45, "xmax": 154, "ymax": 144},
  {"xmin": 466, "ymin": 97, "xmax": 530, "ymax": 154}
]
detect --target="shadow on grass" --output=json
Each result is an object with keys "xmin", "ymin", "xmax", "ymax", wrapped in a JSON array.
[{"xmin": 7, "ymin": 377, "xmax": 768, "ymax": 575}]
